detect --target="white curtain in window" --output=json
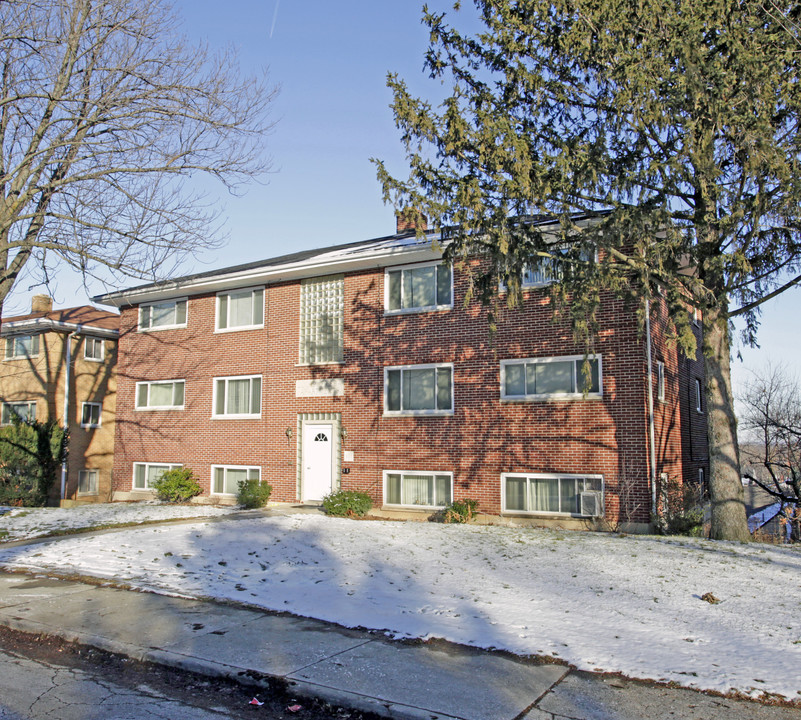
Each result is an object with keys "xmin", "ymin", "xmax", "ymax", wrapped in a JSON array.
[
  {"xmin": 149, "ymin": 383, "xmax": 174, "ymax": 406},
  {"xmin": 402, "ymin": 474, "xmax": 433, "ymax": 505},
  {"xmin": 530, "ymin": 476, "xmax": 559, "ymax": 512},
  {"xmin": 405, "ymin": 267, "xmax": 436, "ymax": 308},
  {"xmin": 228, "ymin": 291, "xmax": 253, "ymax": 327},
  {"xmin": 227, "ymin": 378, "xmax": 251, "ymax": 414}
]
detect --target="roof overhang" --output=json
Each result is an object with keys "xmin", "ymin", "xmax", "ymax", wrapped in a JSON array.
[
  {"xmin": 94, "ymin": 232, "xmax": 445, "ymax": 308},
  {"xmin": 0, "ymin": 318, "xmax": 119, "ymax": 339}
]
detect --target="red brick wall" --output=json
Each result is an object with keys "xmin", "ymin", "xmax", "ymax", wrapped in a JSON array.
[{"xmin": 112, "ymin": 263, "xmax": 696, "ymax": 525}]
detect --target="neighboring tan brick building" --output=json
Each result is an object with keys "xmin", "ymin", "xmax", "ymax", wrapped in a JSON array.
[
  {"xmin": 97, "ymin": 220, "xmax": 707, "ymax": 531},
  {"xmin": 0, "ymin": 297, "xmax": 119, "ymax": 504}
]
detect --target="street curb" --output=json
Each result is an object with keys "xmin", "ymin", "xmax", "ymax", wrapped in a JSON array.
[{"xmin": 0, "ymin": 614, "xmax": 458, "ymax": 720}]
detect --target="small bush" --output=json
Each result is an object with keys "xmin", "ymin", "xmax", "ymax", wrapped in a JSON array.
[
  {"xmin": 151, "ymin": 468, "xmax": 201, "ymax": 503},
  {"xmin": 443, "ymin": 498, "xmax": 479, "ymax": 524},
  {"xmin": 322, "ymin": 490, "xmax": 373, "ymax": 517},
  {"xmin": 237, "ymin": 479, "xmax": 272, "ymax": 509}
]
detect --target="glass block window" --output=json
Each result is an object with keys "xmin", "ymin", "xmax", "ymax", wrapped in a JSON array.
[
  {"xmin": 299, "ymin": 275, "xmax": 344, "ymax": 364},
  {"xmin": 503, "ymin": 473, "xmax": 603, "ymax": 516},
  {"xmin": 501, "ymin": 355, "xmax": 601, "ymax": 400},
  {"xmin": 212, "ymin": 465, "xmax": 260, "ymax": 495},
  {"xmin": 5, "ymin": 334, "xmax": 39, "ymax": 358},
  {"xmin": 384, "ymin": 471, "xmax": 452, "ymax": 508}
]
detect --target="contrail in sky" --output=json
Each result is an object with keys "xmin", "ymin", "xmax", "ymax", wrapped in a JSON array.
[{"xmin": 270, "ymin": 0, "xmax": 280, "ymax": 39}]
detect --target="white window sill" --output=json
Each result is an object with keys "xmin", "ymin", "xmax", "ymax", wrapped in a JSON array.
[
  {"xmin": 214, "ymin": 325, "xmax": 264, "ymax": 334},
  {"xmin": 383, "ymin": 410, "xmax": 454, "ymax": 417},
  {"xmin": 295, "ymin": 361, "xmax": 344, "ymax": 367},
  {"xmin": 500, "ymin": 393, "xmax": 603, "ymax": 402},
  {"xmin": 135, "ymin": 406, "xmax": 185, "ymax": 412},
  {"xmin": 382, "ymin": 504, "xmax": 447, "ymax": 511},
  {"xmin": 384, "ymin": 305, "xmax": 452, "ymax": 317},
  {"xmin": 138, "ymin": 325, "xmax": 187, "ymax": 333},
  {"xmin": 501, "ymin": 510, "xmax": 603, "ymax": 519},
  {"xmin": 211, "ymin": 414, "xmax": 261, "ymax": 420},
  {"xmin": 79, "ymin": 424, "xmax": 101, "ymax": 430}
]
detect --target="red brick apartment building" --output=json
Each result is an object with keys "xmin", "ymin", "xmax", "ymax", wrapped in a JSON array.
[{"xmin": 96, "ymin": 220, "xmax": 707, "ymax": 531}]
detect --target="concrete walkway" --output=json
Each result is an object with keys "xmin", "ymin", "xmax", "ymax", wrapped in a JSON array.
[{"xmin": 0, "ymin": 571, "xmax": 798, "ymax": 720}]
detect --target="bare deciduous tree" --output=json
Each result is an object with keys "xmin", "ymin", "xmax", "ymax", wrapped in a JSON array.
[
  {"xmin": 739, "ymin": 365, "xmax": 801, "ymax": 541},
  {"xmin": 0, "ymin": 0, "xmax": 276, "ymax": 313}
]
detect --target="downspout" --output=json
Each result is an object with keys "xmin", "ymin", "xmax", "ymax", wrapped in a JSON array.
[
  {"xmin": 644, "ymin": 299, "xmax": 658, "ymax": 518},
  {"xmin": 60, "ymin": 331, "xmax": 78, "ymax": 500}
]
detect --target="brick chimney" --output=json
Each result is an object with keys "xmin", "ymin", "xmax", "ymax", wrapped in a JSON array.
[
  {"xmin": 396, "ymin": 210, "xmax": 428, "ymax": 234},
  {"xmin": 31, "ymin": 294, "xmax": 53, "ymax": 314}
]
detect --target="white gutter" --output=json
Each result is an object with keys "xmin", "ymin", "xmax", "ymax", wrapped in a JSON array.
[
  {"xmin": 95, "ymin": 235, "xmax": 445, "ymax": 307},
  {"xmin": 1, "ymin": 319, "xmax": 118, "ymax": 339},
  {"xmin": 644, "ymin": 299, "xmax": 658, "ymax": 517},
  {"xmin": 60, "ymin": 331, "xmax": 78, "ymax": 501}
]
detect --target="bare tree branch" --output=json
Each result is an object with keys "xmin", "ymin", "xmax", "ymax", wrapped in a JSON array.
[{"xmin": 0, "ymin": 0, "xmax": 276, "ymax": 311}]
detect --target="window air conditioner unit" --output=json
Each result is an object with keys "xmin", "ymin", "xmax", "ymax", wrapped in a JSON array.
[{"xmin": 579, "ymin": 491, "xmax": 603, "ymax": 517}]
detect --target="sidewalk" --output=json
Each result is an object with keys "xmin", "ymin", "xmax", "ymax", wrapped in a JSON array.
[{"xmin": 0, "ymin": 571, "xmax": 798, "ymax": 720}]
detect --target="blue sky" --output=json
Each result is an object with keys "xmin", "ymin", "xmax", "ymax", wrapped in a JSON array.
[{"xmin": 6, "ymin": 0, "xmax": 798, "ymax": 391}]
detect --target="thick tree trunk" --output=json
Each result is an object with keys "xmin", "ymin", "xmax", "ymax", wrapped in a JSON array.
[{"xmin": 703, "ymin": 306, "xmax": 751, "ymax": 541}]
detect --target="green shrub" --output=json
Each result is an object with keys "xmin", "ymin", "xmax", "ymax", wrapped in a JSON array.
[
  {"xmin": 0, "ymin": 419, "xmax": 67, "ymax": 506},
  {"xmin": 151, "ymin": 468, "xmax": 201, "ymax": 503},
  {"xmin": 321, "ymin": 490, "xmax": 373, "ymax": 517},
  {"xmin": 443, "ymin": 498, "xmax": 479, "ymax": 524},
  {"xmin": 237, "ymin": 479, "xmax": 272, "ymax": 509}
]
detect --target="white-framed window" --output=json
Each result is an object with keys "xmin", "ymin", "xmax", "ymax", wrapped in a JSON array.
[
  {"xmin": 213, "ymin": 375, "xmax": 261, "ymax": 418},
  {"xmin": 78, "ymin": 469, "xmax": 99, "ymax": 495},
  {"xmin": 384, "ymin": 470, "xmax": 453, "ymax": 509},
  {"xmin": 515, "ymin": 245, "xmax": 594, "ymax": 288},
  {"xmin": 80, "ymin": 402, "xmax": 101, "ymax": 428},
  {"xmin": 502, "ymin": 473, "xmax": 604, "ymax": 516},
  {"xmin": 501, "ymin": 355, "xmax": 601, "ymax": 400},
  {"xmin": 695, "ymin": 378, "xmax": 702, "ymax": 413},
  {"xmin": 83, "ymin": 337, "xmax": 104, "ymax": 361},
  {"xmin": 385, "ymin": 261, "xmax": 452, "ymax": 314},
  {"xmin": 211, "ymin": 465, "xmax": 260, "ymax": 496},
  {"xmin": 139, "ymin": 298, "xmax": 187, "ymax": 331},
  {"xmin": 5, "ymin": 334, "xmax": 40, "ymax": 359},
  {"xmin": 135, "ymin": 380, "xmax": 185, "ymax": 410},
  {"xmin": 132, "ymin": 462, "xmax": 181, "ymax": 490},
  {"xmin": 656, "ymin": 361, "xmax": 665, "ymax": 402},
  {"xmin": 216, "ymin": 287, "xmax": 264, "ymax": 332},
  {"xmin": 1, "ymin": 402, "xmax": 36, "ymax": 425},
  {"xmin": 299, "ymin": 275, "xmax": 343, "ymax": 364},
  {"xmin": 384, "ymin": 363, "xmax": 453, "ymax": 415}
]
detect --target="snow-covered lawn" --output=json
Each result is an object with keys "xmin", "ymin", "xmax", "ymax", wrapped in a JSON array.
[
  {"xmin": 0, "ymin": 502, "xmax": 239, "ymax": 541},
  {"xmin": 0, "ymin": 507, "xmax": 800, "ymax": 702}
]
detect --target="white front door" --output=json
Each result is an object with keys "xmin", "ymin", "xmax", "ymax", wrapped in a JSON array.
[{"xmin": 302, "ymin": 422, "xmax": 334, "ymax": 502}]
